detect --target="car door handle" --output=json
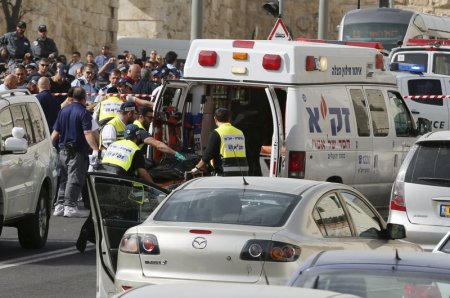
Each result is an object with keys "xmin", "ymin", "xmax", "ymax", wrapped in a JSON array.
[
  {"xmin": 411, "ymin": 110, "xmax": 420, "ymax": 114},
  {"xmin": 17, "ymin": 158, "xmax": 23, "ymax": 166},
  {"xmin": 34, "ymin": 152, "xmax": 39, "ymax": 159}
]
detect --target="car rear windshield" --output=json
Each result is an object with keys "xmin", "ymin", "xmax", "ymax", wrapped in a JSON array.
[
  {"xmin": 405, "ymin": 141, "xmax": 450, "ymax": 186},
  {"xmin": 154, "ymin": 189, "xmax": 299, "ymax": 227}
]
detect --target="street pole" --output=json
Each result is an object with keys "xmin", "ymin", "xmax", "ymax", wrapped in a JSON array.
[
  {"xmin": 191, "ymin": 0, "xmax": 203, "ymax": 40},
  {"xmin": 279, "ymin": 0, "xmax": 284, "ymax": 18},
  {"xmin": 318, "ymin": 0, "xmax": 328, "ymax": 39}
]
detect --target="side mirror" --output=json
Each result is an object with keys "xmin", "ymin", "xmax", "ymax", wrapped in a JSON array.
[
  {"xmin": 417, "ymin": 117, "xmax": 432, "ymax": 135},
  {"xmin": 386, "ymin": 223, "xmax": 406, "ymax": 239}
]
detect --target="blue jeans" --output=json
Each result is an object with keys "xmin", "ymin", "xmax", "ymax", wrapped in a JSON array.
[{"xmin": 56, "ymin": 150, "xmax": 88, "ymax": 207}]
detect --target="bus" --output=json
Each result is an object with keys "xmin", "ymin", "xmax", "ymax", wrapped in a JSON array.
[{"xmin": 338, "ymin": 7, "xmax": 450, "ymax": 51}]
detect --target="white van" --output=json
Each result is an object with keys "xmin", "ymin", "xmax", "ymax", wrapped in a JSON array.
[
  {"xmin": 393, "ymin": 68, "xmax": 450, "ymax": 131},
  {"xmin": 151, "ymin": 39, "xmax": 428, "ymax": 210}
]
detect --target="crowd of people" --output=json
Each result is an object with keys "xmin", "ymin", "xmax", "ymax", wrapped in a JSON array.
[{"xmin": 0, "ymin": 20, "xmax": 184, "ymax": 100}]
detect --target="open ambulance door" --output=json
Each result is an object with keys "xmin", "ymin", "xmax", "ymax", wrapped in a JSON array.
[
  {"xmin": 86, "ymin": 172, "xmax": 169, "ymax": 297},
  {"xmin": 149, "ymin": 81, "xmax": 191, "ymax": 161},
  {"xmin": 265, "ymin": 86, "xmax": 284, "ymax": 177}
]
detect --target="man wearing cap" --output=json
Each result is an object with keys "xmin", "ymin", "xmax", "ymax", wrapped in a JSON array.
[
  {"xmin": 31, "ymin": 24, "xmax": 59, "ymax": 60},
  {"xmin": 117, "ymin": 77, "xmax": 154, "ymax": 108},
  {"xmin": 50, "ymin": 62, "xmax": 71, "ymax": 104},
  {"xmin": 0, "ymin": 21, "xmax": 32, "ymax": 62},
  {"xmin": 101, "ymin": 123, "xmax": 186, "ymax": 183},
  {"xmin": 25, "ymin": 62, "xmax": 38, "ymax": 76},
  {"xmin": 100, "ymin": 101, "xmax": 137, "ymax": 149},
  {"xmin": 26, "ymin": 74, "xmax": 40, "ymax": 94}
]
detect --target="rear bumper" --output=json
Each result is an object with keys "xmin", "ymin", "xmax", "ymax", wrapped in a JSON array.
[{"xmin": 389, "ymin": 210, "xmax": 450, "ymax": 251}]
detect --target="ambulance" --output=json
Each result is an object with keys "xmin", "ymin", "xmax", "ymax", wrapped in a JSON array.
[{"xmin": 151, "ymin": 39, "xmax": 429, "ymax": 210}]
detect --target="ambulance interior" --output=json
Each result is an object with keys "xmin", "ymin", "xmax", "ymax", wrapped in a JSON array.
[{"xmin": 153, "ymin": 83, "xmax": 287, "ymax": 176}]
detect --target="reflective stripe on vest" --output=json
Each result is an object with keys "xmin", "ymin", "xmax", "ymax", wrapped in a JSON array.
[
  {"xmin": 98, "ymin": 96, "xmax": 123, "ymax": 122},
  {"xmin": 215, "ymin": 123, "xmax": 249, "ymax": 173},
  {"xmin": 102, "ymin": 139, "xmax": 139, "ymax": 171}
]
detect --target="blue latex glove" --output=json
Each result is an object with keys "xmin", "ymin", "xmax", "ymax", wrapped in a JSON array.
[{"xmin": 175, "ymin": 152, "xmax": 187, "ymax": 161}]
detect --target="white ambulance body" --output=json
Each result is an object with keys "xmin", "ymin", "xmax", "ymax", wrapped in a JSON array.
[{"xmin": 152, "ymin": 39, "xmax": 422, "ymax": 210}]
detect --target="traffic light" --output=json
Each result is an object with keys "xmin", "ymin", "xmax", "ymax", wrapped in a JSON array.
[{"xmin": 263, "ymin": 1, "xmax": 280, "ymax": 18}]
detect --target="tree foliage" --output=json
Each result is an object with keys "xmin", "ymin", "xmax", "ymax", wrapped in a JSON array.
[{"xmin": 0, "ymin": 0, "xmax": 32, "ymax": 32}]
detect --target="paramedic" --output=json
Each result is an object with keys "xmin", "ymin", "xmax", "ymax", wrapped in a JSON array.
[{"xmin": 192, "ymin": 108, "xmax": 248, "ymax": 176}]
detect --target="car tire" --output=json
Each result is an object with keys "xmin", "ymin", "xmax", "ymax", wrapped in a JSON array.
[
  {"xmin": 0, "ymin": 215, "xmax": 3, "ymax": 237},
  {"xmin": 18, "ymin": 188, "xmax": 50, "ymax": 249}
]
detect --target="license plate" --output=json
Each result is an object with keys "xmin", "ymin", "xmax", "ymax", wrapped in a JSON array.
[{"xmin": 440, "ymin": 205, "xmax": 450, "ymax": 217}]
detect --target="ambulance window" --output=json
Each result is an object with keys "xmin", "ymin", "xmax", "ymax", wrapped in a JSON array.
[
  {"xmin": 408, "ymin": 79, "xmax": 443, "ymax": 106},
  {"xmin": 387, "ymin": 91, "xmax": 414, "ymax": 137},
  {"xmin": 366, "ymin": 89, "xmax": 389, "ymax": 137},
  {"xmin": 350, "ymin": 89, "xmax": 370, "ymax": 137}
]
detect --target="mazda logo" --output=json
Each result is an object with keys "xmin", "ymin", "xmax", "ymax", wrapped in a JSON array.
[{"xmin": 192, "ymin": 237, "xmax": 207, "ymax": 249}]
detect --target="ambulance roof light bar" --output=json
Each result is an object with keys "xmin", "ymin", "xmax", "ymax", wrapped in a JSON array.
[
  {"xmin": 389, "ymin": 62, "xmax": 425, "ymax": 74},
  {"xmin": 405, "ymin": 38, "xmax": 450, "ymax": 47}
]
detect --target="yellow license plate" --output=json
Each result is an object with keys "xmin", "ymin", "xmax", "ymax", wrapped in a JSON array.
[{"xmin": 440, "ymin": 205, "xmax": 450, "ymax": 217}]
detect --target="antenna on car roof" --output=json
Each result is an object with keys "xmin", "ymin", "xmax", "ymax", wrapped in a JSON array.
[
  {"xmin": 231, "ymin": 143, "xmax": 248, "ymax": 185},
  {"xmin": 395, "ymin": 248, "xmax": 402, "ymax": 261}
]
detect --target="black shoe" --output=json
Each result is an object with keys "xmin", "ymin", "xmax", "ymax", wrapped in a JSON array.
[{"xmin": 76, "ymin": 228, "xmax": 88, "ymax": 253}]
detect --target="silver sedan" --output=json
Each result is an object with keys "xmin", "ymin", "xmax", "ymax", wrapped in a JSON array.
[{"xmin": 87, "ymin": 174, "xmax": 422, "ymax": 297}]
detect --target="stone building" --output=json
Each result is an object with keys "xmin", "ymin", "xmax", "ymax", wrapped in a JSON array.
[{"xmin": 1, "ymin": 0, "xmax": 450, "ymax": 57}]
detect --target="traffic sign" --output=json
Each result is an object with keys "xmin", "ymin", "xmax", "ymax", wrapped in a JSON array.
[{"xmin": 267, "ymin": 18, "xmax": 291, "ymax": 40}]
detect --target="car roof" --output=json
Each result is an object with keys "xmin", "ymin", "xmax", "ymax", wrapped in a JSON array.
[
  {"xmin": 306, "ymin": 250, "xmax": 450, "ymax": 270},
  {"xmin": 416, "ymin": 130, "xmax": 450, "ymax": 143},
  {"xmin": 180, "ymin": 176, "xmax": 323, "ymax": 195},
  {"xmin": 115, "ymin": 282, "xmax": 359, "ymax": 298}
]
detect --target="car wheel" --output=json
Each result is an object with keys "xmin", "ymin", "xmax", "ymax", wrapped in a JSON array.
[{"xmin": 18, "ymin": 188, "xmax": 50, "ymax": 249}]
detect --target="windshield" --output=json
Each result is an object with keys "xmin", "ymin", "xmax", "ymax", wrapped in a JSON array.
[
  {"xmin": 342, "ymin": 23, "xmax": 409, "ymax": 50},
  {"xmin": 154, "ymin": 189, "xmax": 299, "ymax": 226},
  {"xmin": 392, "ymin": 53, "xmax": 428, "ymax": 72},
  {"xmin": 294, "ymin": 270, "xmax": 450, "ymax": 298},
  {"xmin": 405, "ymin": 141, "xmax": 450, "ymax": 186}
]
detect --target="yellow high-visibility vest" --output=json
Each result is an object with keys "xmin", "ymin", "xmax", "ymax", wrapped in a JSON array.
[
  {"xmin": 98, "ymin": 96, "xmax": 123, "ymax": 122},
  {"xmin": 102, "ymin": 139, "xmax": 140, "ymax": 172},
  {"xmin": 215, "ymin": 123, "xmax": 249, "ymax": 174}
]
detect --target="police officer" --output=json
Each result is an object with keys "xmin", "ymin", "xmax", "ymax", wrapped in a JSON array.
[
  {"xmin": 31, "ymin": 24, "xmax": 59, "ymax": 60},
  {"xmin": 191, "ymin": 108, "xmax": 248, "ymax": 176},
  {"xmin": 51, "ymin": 87, "xmax": 99, "ymax": 218},
  {"xmin": 0, "ymin": 21, "xmax": 32, "ymax": 63}
]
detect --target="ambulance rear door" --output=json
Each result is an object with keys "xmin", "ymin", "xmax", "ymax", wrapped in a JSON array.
[
  {"xmin": 150, "ymin": 80, "xmax": 191, "ymax": 160},
  {"xmin": 265, "ymin": 86, "xmax": 284, "ymax": 177}
]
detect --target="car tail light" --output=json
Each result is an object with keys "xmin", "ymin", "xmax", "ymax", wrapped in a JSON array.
[
  {"xmin": 375, "ymin": 53, "xmax": 384, "ymax": 70},
  {"xmin": 233, "ymin": 40, "xmax": 255, "ymax": 49},
  {"xmin": 390, "ymin": 181, "xmax": 406, "ymax": 212},
  {"xmin": 119, "ymin": 234, "xmax": 160, "ymax": 254},
  {"xmin": 404, "ymin": 283, "xmax": 441, "ymax": 298},
  {"xmin": 121, "ymin": 285, "xmax": 133, "ymax": 291},
  {"xmin": 198, "ymin": 50, "xmax": 217, "ymax": 66},
  {"xmin": 240, "ymin": 240, "xmax": 300, "ymax": 262},
  {"xmin": 262, "ymin": 54, "xmax": 281, "ymax": 70},
  {"xmin": 288, "ymin": 151, "xmax": 305, "ymax": 179}
]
